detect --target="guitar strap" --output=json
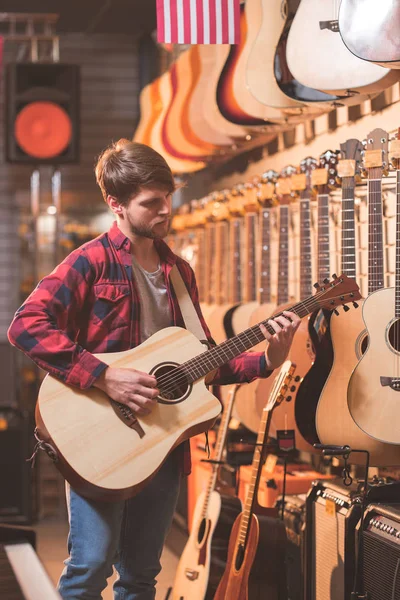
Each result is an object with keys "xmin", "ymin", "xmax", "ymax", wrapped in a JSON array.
[{"xmin": 169, "ymin": 264, "xmax": 208, "ymax": 343}]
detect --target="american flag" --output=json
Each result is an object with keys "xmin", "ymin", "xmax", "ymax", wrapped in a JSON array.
[{"xmin": 156, "ymin": 0, "xmax": 240, "ymax": 45}]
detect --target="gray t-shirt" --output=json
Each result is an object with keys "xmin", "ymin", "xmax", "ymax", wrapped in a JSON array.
[{"xmin": 131, "ymin": 256, "xmax": 172, "ymax": 342}]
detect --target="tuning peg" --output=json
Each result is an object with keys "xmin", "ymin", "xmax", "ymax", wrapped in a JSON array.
[
  {"xmin": 332, "ymin": 273, "xmax": 338, "ymax": 279},
  {"xmin": 343, "ymin": 305, "xmax": 350, "ymax": 312},
  {"xmin": 333, "ymin": 309, "xmax": 339, "ymax": 316},
  {"xmin": 353, "ymin": 301, "xmax": 359, "ymax": 309},
  {"xmin": 323, "ymin": 278, "xmax": 330, "ymax": 284},
  {"xmin": 314, "ymin": 282, "xmax": 320, "ymax": 289}
]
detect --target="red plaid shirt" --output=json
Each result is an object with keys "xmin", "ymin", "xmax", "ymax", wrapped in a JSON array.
[{"xmin": 8, "ymin": 221, "xmax": 270, "ymax": 473}]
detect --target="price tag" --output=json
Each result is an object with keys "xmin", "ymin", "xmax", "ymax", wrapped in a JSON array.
[
  {"xmin": 277, "ymin": 429, "xmax": 296, "ymax": 452},
  {"xmin": 337, "ymin": 159, "xmax": 356, "ymax": 178},
  {"xmin": 262, "ymin": 182, "xmax": 275, "ymax": 200},
  {"xmin": 311, "ymin": 168, "xmax": 328, "ymax": 186},
  {"xmin": 390, "ymin": 139, "xmax": 400, "ymax": 159},
  {"xmin": 276, "ymin": 178, "xmax": 292, "ymax": 196},
  {"xmin": 364, "ymin": 149, "xmax": 383, "ymax": 168},
  {"xmin": 291, "ymin": 173, "xmax": 307, "ymax": 191},
  {"xmin": 264, "ymin": 453, "xmax": 278, "ymax": 475},
  {"xmin": 325, "ymin": 498, "xmax": 337, "ymax": 517}
]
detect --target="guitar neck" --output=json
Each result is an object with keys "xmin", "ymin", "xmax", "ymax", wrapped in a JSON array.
[
  {"xmin": 300, "ymin": 191, "xmax": 313, "ymax": 299},
  {"xmin": 215, "ymin": 221, "xmax": 230, "ymax": 305},
  {"xmin": 201, "ymin": 385, "xmax": 239, "ymax": 518},
  {"xmin": 317, "ymin": 193, "xmax": 331, "ymax": 283},
  {"xmin": 258, "ymin": 208, "xmax": 272, "ymax": 305},
  {"xmin": 229, "ymin": 217, "xmax": 243, "ymax": 304},
  {"xmin": 341, "ymin": 176, "xmax": 357, "ymax": 278},
  {"xmin": 368, "ymin": 167, "xmax": 385, "ymax": 294},
  {"xmin": 396, "ymin": 169, "xmax": 400, "ymax": 318},
  {"xmin": 205, "ymin": 223, "xmax": 217, "ymax": 304},
  {"xmin": 277, "ymin": 205, "xmax": 290, "ymax": 306},
  {"xmin": 244, "ymin": 213, "xmax": 258, "ymax": 303}
]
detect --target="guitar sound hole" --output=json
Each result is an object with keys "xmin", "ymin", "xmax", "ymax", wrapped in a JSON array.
[
  {"xmin": 150, "ymin": 362, "xmax": 191, "ymax": 404},
  {"xmin": 197, "ymin": 518, "xmax": 207, "ymax": 544},
  {"xmin": 235, "ymin": 544, "xmax": 245, "ymax": 571},
  {"xmin": 388, "ymin": 320, "xmax": 400, "ymax": 352},
  {"xmin": 361, "ymin": 334, "xmax": 369, "ymax": 355}
]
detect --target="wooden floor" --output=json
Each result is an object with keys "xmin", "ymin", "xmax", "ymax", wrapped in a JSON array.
[{"xmin": 34, "ymin": 513, "xmax": 184, "ymax": 599}]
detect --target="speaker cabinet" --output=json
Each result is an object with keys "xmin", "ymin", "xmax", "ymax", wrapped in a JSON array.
[
  {"xmin": 6, "ymin": 63, "xmax": 80, "ymax": 164},
  {"xmin": 275, "ymin": 493, "xmax": 306, "ymax": 600},
  {"xmin": 362, "ymin": 503, "xmax": 400, "ymax": 599}
]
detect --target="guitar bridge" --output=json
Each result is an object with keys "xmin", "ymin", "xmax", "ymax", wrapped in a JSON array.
[
  {"xmin": 185, "ymin": 568, "xmax": 199, "ymax": 581},
  {"xmin": 380, "ymin": 377, "xmax": 400, "ymax": 391},
  {"xmin": 319, "ymin": 19, "xmax": 339, "ymax": 32}
]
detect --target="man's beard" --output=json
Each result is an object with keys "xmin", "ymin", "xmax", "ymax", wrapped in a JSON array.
[{"xmin": 128, "ymin": 218, "xmax": 170, "ymax": 239}]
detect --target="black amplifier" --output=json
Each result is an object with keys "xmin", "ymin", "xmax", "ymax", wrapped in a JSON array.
[
  {"xmin": 362, "ymin": 503, "xmax": 400, "ymax": 599},
  {"xmin": 305, "ymin": 479, "xmax": 400, "ymax": 600},
  {"xmin": 275, "ymin": 493, "xmax": 306, "ymax": 600}
]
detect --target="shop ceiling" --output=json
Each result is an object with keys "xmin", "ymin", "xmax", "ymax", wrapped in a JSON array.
[{"xmin": 0, "ymin": 0, "xmax": 156, "ymax": 36}]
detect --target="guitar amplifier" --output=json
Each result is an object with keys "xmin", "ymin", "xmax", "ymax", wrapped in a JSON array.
[
  {"xmin": 361, "ymin": 503, "xmax": 400, "ymax": 599},
  {"xmin": 305, "ymin": 479, "xmax": 400, "ymax": 600},
  {"xmin": 275, "ymin": 494, "xmax": 306, "ymax": 600}
]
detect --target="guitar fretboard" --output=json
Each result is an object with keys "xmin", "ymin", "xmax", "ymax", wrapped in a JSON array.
[
  {"xmin": 229, "ymin": 218, "xmax": 242, "ymax": 304},
  {"xmin": 258, "ymin": 208, "xmax": 272, "ymax": 305},
  {"xmin": 277, "ymin": 205, "xmax": 290, "ymax": 306},
  {"xmin": 244, "ymin": 213, "xmax": 258, "ymax": 303},
  {"xmin": 317, "ymin": 193, "xmax": 330, "ymax": 283},
  {"xmin": 341, "ymin": 176, "xmax": 357, "ymax": 278},
  {"xmin": 368, "ymin": 167, "xmax": 385, "ymax": 294},
  {"xmin": 300, "ymin": 191, "xmax": 313, "ymax": 299},
  {"xmin": 396, "ymin": 170, "xmax": 400, "ymax": 318}
]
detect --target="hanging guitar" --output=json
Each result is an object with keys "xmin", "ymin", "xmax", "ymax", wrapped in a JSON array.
[
  {"xmin": 171, "ymin": 385, "xmax": 242, "ymax": 600},
  {"xmin": 214, "ymin": 361, "xmax": 295, "ymax": 600}
]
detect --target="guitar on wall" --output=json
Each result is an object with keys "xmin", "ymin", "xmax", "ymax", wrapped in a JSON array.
[
  {"xmin": 171, "ymin": 385, "xmax": 242, "ymax": 600},
  {"xmin": 214, "ymin": 361, "xmax": 295, "ymax": 600},
  {"xmin": 35, "ymin": 275, "xmax": 360, "ymax": 501},
  {"xmin": 315, "ymin": 136, "xmax": 400, "ymax": 465},
  {"xmin": 348, "ymin": 129, "xmax": 400, "ymax": 445}
]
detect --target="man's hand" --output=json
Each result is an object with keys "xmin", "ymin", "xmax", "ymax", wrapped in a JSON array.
[
  {"xmin": 259, "ymin": 310, "xmax": 301, "ymax": 371},
  {"xmin": 93, "ymin": 367, "xmax": 159, "ymax": 416}
]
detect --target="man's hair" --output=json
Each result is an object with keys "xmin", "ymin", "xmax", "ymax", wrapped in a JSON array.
[{"xmin": 95, "ymin": 139, "xmax": 177, "ymax": 206}]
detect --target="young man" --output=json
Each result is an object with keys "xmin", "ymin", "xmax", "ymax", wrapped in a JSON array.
[{"xmin": 8, "ymin": 139, "xmax": 300, "ymax": 600}]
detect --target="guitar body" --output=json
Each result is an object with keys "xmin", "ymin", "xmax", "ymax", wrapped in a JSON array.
[
  {"xmin": 316, "ymin": 300, "xmax": 400, "ymax": 464},
  {"xmin": 286, "ymin": 0, "xmax": 398, "ymax": 95},
  {"xmin": 233, "ymin": 302, "xmax": 275, "ymax": 433},
  {"xmin": 214, "ymin": 511, "xmax": 288, "ymax": 600},
  {"xmin": 254, "ymin": 307, "xmax": 316, "ymax": 452},
  {"xmin": 172, "ymin": 490, "xmax": 242, "ymax": 600},
  {"xmin": 348, "ymin": 288, "xmax": 400, "ymax": 445},
  {"xmin": 36, "ymin": 327, "xmax": 221, "ymax": 501},
  {"xmin": 293, "ymin": 309, "xmax": 333, "ymax": 448},
  {"xmin": 339, "ymin": 0, "xmax": 400, "ymax": 68}
]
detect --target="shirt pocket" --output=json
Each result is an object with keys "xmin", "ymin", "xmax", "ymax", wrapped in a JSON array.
[{"xmin": 92, "ymin": 283, "xmax": 130, "ymax": 330}]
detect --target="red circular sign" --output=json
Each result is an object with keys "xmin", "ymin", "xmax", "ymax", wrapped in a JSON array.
[{"xmin": 15, "ymin": 101, "xmax": 72, "ymax": 159}]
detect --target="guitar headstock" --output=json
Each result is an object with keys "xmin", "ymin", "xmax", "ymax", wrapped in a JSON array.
[
  {"xmin": 362, "ymin": 128, "xmax": 389, "ymax": 178},
  {"xmin": 265, "ymin": 361, "xmax": 296, "ymax": 412},
  {"xmin": 276, "ymin": 165, "xmax": 296, "ymax": 205},
  {"xmin": 257, "ymin": 170, "xmax": 279, "ymax": 208},
  {"xmin": 314, "ymin": 273, "xmax": 361, "ymax": 312},
  {"xmin": 389, "ymin": 128, "xmax": 400, "ymax": 171},
  {"xmin": 338, "ymin": 138, "xmax": 363, "ymax": 182},
  {"xmin": 312, "ymin": 150, "xmax": 340, "ymax": 194}
]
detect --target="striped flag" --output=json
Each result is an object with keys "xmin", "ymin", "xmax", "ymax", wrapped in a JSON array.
[{"xmin": 156, "ymin": 0, "xmax": 241, "ymax": 45}]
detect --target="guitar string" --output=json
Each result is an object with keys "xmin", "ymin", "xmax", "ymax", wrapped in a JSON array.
[{"xmin": 154, "ymin": 287, "xmax": 355, "ymax": 393}]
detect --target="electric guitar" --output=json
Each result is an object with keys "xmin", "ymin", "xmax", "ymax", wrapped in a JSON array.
[
  {"xmin": 35, "ymin": 275, "xmax": 360, "ymax": 501},
  {"xmin": 171, "ymin": 385, "xmax": 242, "ymax": 600},
  {"xmin": 348, "ymin": 128, "xmax": 400, "ymax": 445},
  {"xmin": 214, "ymin": 361, "xmax": 295, "ymax": 600},
  {"xmin": 316, "ymin": 136, "xmax": 400, "ymax": 464}
]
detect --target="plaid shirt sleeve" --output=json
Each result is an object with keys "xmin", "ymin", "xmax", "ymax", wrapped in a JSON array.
[
  {"xmin": 8, "ymin": 248, "xmax": 108, "ymax": 390},
  {"xmin": 183, "ymin": 262, "xmax": 273, "ymax": 385}
]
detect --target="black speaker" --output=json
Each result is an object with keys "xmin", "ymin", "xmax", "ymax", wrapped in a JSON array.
[
  {"xmin": 362, "ymin": 503, "xmax": 400, "ymax": 599},
  {"xmin": 6, "ymin": 62, "xmax": 80, "ymax": 164},
  {"xmin": 0, "ymin": 407, "xmax": 34, "ymax": 524},
  {"xmin": 275, "ymin": 494, "xmax": 306, "ymax": 600}
]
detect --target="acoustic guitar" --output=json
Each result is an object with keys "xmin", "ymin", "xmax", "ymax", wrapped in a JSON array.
[
  {"xmin": 339, "ymin": 0, "xmax": 400, "ymax": 69},
  {"xmin": 348, "ymin": 129, "xmax": 400, "ymax": 445},
  {"xmin": 286, "ymin": 0, "xmax": 399, "ymax": 97},
  {"xmin": 35, "ymin": 276, "xmax": 360, "ymax": 501},
  {"xmin": 316, "ymin": 136, "xmax": 400, "ymax": 465},
  {"xmin": 234, "ymin": 172, "xmax": 279, "ymax": 432},
  {"xmin": 214, "ymin": 361, "xmax": 294, "ymax": 600},
  {"xmin": 171, "ymin": 385, "xmax": 242, "ymax": 600}
]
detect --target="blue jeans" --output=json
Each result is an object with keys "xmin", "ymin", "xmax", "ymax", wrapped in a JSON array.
[{"xmin": 58, "ymin": 450, "xmax": 181, "ymax": 600}]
